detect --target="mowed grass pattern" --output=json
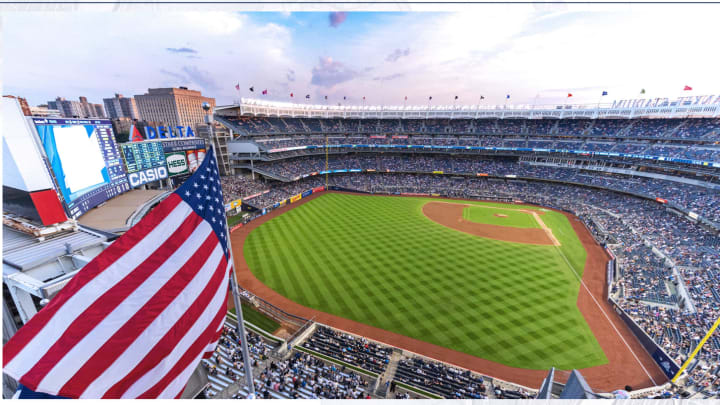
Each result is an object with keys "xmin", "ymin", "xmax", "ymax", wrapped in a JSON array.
[
  {"xmin": 243, "ymin": 193, "xmax": 607, "ymax": 370},
  {"xmin": 462, "ymin": 205, "xmax": 539, "ymax": 228}
]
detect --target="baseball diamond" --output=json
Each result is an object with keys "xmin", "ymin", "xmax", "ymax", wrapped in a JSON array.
[{"xmin": 241, "ymin": 192, "xmax": 603, "ymax": 368}]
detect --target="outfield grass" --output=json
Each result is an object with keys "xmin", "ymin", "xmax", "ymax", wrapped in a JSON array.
[
  {"xmin": 243, "ymin": 193, "xmax": 606, "ymax": 370},
  {"xmin": 462, "ymin": 205, "xmax": 539, "ymax": 228},
  {"xmin": 229, "ymin": 304, "xmax": 281, "ymax": 333}
]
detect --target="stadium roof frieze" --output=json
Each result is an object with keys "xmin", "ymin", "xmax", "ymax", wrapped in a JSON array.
[{"xmin": 215, "ymin": 96, "xmax": 720, "ymax": 119}]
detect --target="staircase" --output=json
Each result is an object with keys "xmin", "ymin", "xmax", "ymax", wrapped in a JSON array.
[{"xmin": 375, "ymin": 349, "xmax": 403, "ymax": 398}]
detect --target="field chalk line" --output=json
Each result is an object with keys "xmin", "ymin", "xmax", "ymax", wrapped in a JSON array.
[{"xmin": 551, "ymin": 234, "xmax": 658, "ymax": 386}]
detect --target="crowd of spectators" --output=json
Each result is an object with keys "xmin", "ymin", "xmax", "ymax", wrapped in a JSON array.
[
  {"xmin": 244, "ymin": 154, "xmax": 720, "ymax": 223},
  {"xmin": 395, "ymin": 357, "xmax": 489, "ymax": 398},
  {"xmin": 247, "ymin": 352, "xmax": 371, "ymax": 399},
  {"xmin": 221, "ymin": 116, "xmax": 720, "ymax": 139},
  {"xmin": 220, "ymin": 175, "xmax": 269, "ymax": 203},
  {"xmin": 302, "ymin": 326, "xmax": 392, "ymax": 375}
]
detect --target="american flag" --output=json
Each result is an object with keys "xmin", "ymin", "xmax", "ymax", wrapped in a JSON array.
[{"xmin": 3, "ymin": 147, "xmax": 231, "ymax": 398}]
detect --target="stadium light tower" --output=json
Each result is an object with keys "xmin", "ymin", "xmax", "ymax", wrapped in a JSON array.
[{"xmin": 204, "ymin": 101, "xmax": 257, "ymax": 399}]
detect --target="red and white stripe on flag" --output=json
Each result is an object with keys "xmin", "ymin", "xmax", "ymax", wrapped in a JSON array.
[{"xmin": 3, "ymin": 149, "xmax": 232, "ymax": 399}]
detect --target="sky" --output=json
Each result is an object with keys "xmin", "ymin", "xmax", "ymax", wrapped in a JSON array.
[{"xmin": 4, "ymin": 4, "xmax": 720, "ymax": 108}]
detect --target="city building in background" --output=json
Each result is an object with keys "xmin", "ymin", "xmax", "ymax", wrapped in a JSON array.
[
  {"xmin": 134, "ymin": 87, "xmax": 215, "ymax": 129},
  {"xmin": 2, "ymin": 95, "xmax": 31, "ymax": 116},
  {"xmin": 103, "ymin": 93, "xmax": 140, "ymax": 120},
  {"xmin": 29, "ymin": 105, "xmax": 61, "ymax": 117},
  {"xmin": 47, "ymin": 96, "xmax": 105, "ymax": 118}
]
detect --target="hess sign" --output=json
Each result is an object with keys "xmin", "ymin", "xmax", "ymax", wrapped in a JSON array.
[{"xmin": 127, "ymin": 167, "xmax": 168, "ymax": 187}]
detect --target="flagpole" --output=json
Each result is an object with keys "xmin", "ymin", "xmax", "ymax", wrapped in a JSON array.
[{"xmin": 207, "ymin": 124, "xmax": 256, "ymax": 398}]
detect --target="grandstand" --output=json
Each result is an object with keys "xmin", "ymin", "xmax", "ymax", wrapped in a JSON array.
[{"xmin": 213, "ymin": 96, "xmax": 719, "ymax": 399}]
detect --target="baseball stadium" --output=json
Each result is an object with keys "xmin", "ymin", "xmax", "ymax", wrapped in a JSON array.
[
  {"xmin": 2, "ymin": 8, "xmax": 720, "ymax": 401},
  {"xmin": 207, "ymin": 100, "xmax": 720, "ymax": 399}
]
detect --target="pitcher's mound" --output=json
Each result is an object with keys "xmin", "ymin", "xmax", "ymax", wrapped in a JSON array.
[{"xmin": 494, "ymin": 213, "xmax": 509, "ymax": 218}]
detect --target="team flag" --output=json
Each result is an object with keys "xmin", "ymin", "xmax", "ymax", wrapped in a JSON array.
[
  {"xmin": 343, "ymin": 96, "xmax": 347, "ymax": 100},
  {"xmin": 3, "ymin": 147, "xmax": 232, "ymax": 399},
  {"xmin": 567, "ymin": 93, "xmax": 573, "ymax": 98},
  {"xmin": 602, "ymin": 91, "xmax": 608, "ymax": 96},
  {"xmin": 324, "ymin": 95, "xmax": 328, "ymax": 100},
  {"xmin": 506, "ymin": 94, "xmax": 510, "ymax": 99},
  {"xmin": 428, "ymin": 96, "xmax": 432, "ymax": 100},
  {"xmin": 234, "ymin": 83, "xmax": 240, "ymax": 91},
  {"xmin": 305, "ymin": 94, "xmax": 310, "ymax": 99},
  {"xmin": 404, "ymin": 96, "xmax": 407, "ymax": 100},
  {"xmin": 640, "ymin": 88, "xmax": 646, "ymax": 94},
  {"xmin": 480, "ymin": 95, "xmax": 485, "ymax": 100},
  {"xmin": 261, "ymin": 89, "xmax": 268, "ymax": 95},
  {"xmin": 249, "ymin": 86, "xmax": 254, "ymax": 92},
  {"xmin": 290, "ymin": 93, "xmax": 293, "ymax": 98},
  {"xmin": 684, "ymin": 85, "xmax": 693, "ymax": 91},
  {"xmin": 454, "ymin": 96, "xmax": 459, "ymax": 100}
]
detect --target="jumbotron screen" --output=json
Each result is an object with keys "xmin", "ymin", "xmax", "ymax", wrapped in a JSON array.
[{"xmin": 33, "ymin": 118, "xmax": 129, "ymax": 218}]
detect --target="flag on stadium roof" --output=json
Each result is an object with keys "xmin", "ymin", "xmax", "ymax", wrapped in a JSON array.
[
  {"xmin": 324, "ymin": 95, "xmax": 328, "ymax": 100},
  {"xmin": 404, "ymin": 96, "xmax": 407, "ymax": 100},
  {"xmin": 234, "ymin": 83, "xmax": 240, "ymax": 91},
  {"xmin": 480, "ymin": 95, "xmax": 485, "ymax": 100},
  {"xmin": 602, "ymin": 91, "xmax": 608, "ymax": 96},
  {"xmin": 567, "ymin": 93, "xmax": 573, "ymax": 97},
  {"xmin": 684, "ymin": 85, "xmax": 693, "ymax": 91},
  {"xmin": 640, "ymin": 88, "xmax": 646, "ymax": 94},
  {"xmin": 249, "ymin": 86, "xmax": 254, "ymax": 92},
  {"xmin": 290, "ymin": 93, "xmax": 293, "ymax": 97},
  {"xmin": 2, "ymin": 147, "xmax": 231, "ymax": 399},
  {"xmin": 305, "ymin": 94, "xmax": 310, "ymax": 99},
  {"xmin": 343, "ymin": 96, "xmax": 347, "ymax": 100},
  {"xmin": 454, "ymin": 95, "xmax": 458, "ymax": 100},
  {"xmin": 506, "ymin": 94, "xmax": 510, "ymax": 99},
  {"xmin": 262, "ymin": 89, "xmax": 268, "ymax": 95},
  {"xmin": 428, "ymin": 96, "xmax": 432, "ymax": 100}
]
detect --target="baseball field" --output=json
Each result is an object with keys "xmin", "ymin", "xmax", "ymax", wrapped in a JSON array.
[{"xmin": 242, "ymin": 192, "xmax": 608, "ymax": 370}]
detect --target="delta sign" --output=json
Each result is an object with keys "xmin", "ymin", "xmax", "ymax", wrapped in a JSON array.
[{"xmin": 129, "ymin": 124, "xmax": 196, "ymax": 142}]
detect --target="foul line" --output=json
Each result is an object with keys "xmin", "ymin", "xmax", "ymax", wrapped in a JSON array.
[{"xmin": 551, "ymin": 241, "xmax": 658, "ymax": 386}]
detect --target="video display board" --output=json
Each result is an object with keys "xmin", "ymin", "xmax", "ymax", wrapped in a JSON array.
[
  {"xmin": 33, "ymin": 118, "xmax": 129, "ymax": 218},
  {"xmin": 120, "ymin": 140, "xmax": 169, "ymax": 187}
]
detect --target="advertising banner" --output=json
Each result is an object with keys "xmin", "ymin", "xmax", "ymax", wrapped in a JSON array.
[
  {"xmin": 230, "ymin": 223, "xmax": 244, "ymax": 232},
  {"xmin": 279, "ymin": 199, "xmax": 287, "ymax": 207},
  {"xmin": 312, "ymin": 186, "xmax": 325, "ymax": 193},
  {"xmin": 127, "ymin": 166, "xmax": 168, "ymax": 188},
  {"xmin": 224, "ymin": 203, "xmax": 232, "ymax": 212},
  {"xmin": 229, "ymin": 199, "xmax": 242, "ymax": 211},
  {"xmin": 290, "ymin": 194, "xmax": 302, "ymax": 203},
  {"xmin": 301, "ymin": 190, "xmax": 312, "ymax": 198},
  {"xmin": 432, "ymin": 170, "xmax": 444, "ymax": 174},
  {"xmin": 164, "ymin": 152, "xmax": 189, "ymax": 177}
]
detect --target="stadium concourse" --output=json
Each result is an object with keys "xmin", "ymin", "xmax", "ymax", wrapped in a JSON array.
[{"xmin": 214, "ymin": 104, "xmax": 720, "ymax": 399}]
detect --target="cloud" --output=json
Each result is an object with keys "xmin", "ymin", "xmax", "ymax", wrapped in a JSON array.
[
  {"xmin": 181, "ymin": 65, "xmax": 219, "ymax": 91},
  {"xmin": 373, "ymin": 73, "xmax": 405, "ymax": 81},
  {"xmin": 329, "ymin": 12, "xmax": 347, "ymax": 28},
  {"xmin": 385, "ymin": 48, "xmax": 410, "ymax": 63},
  {"xmin": 311, "ymin": 56, "xmax": 359, "ymax": 88},
  {"xmin": 286, "ymin": 69, "xmax": 296, "ymax": 82},
  {"xmin": 166, "ymin": 47, "xmax": 197, "ymax": 54}
]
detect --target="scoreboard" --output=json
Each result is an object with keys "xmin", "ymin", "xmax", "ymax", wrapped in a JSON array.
[
  {"xmin": 121, "ymin": 141, "xmax": 166, "ymax": 173},
  {"xmin": 120, "ymin": 140, "xmax": 169, "ymax": 187},
  {"xmin": 32, "ymin": 118, "xmax": 130, "ymax": 219}
]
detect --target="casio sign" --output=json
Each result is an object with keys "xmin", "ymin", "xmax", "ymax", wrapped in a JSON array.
[{"xmin": 128, "ymin": 167, "xmax": 168, "ymax": 187}]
